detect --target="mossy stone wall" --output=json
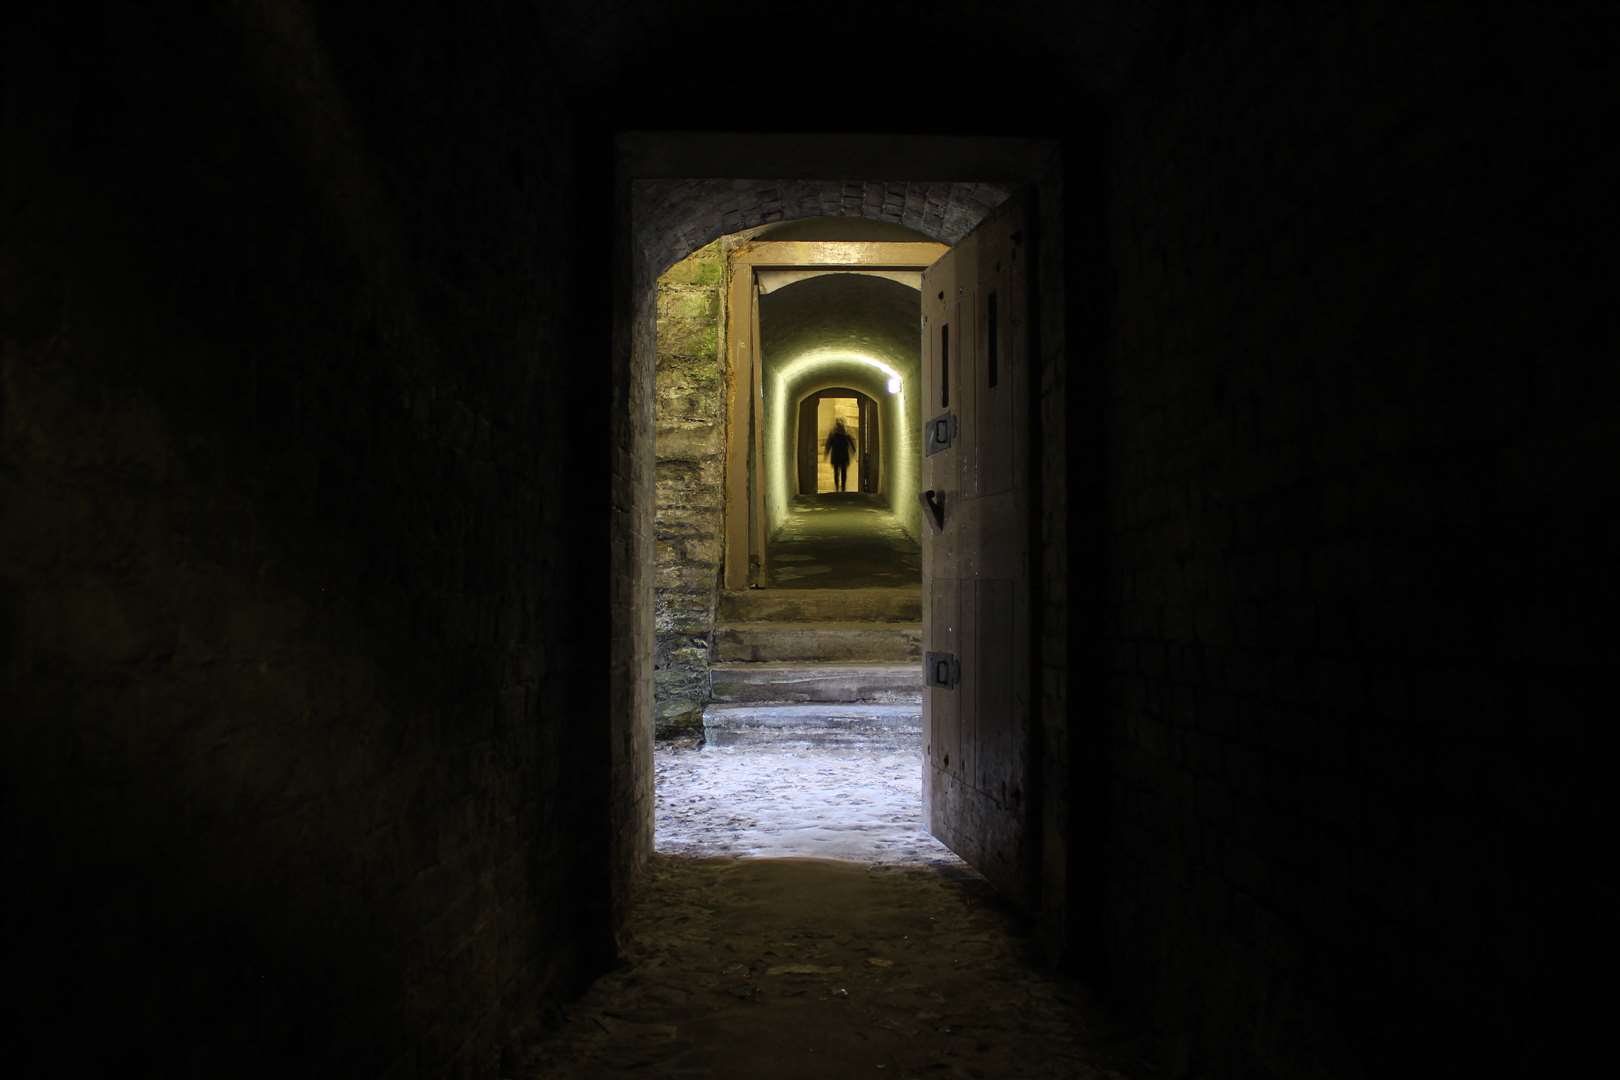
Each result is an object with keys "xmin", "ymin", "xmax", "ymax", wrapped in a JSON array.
[{"xmin": 653, "ymin": 243, "xmax": 727, "ymax": 735}]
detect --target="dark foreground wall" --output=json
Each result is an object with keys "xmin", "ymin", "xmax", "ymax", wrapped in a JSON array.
[
  {"xmin": 4, "ymin": 0, "xmax": 1614, "ymax": 1076},
  {"xmin": 2, "ymin": 3, "xmax": 607, "ymax": 1075},
  {"xmin": 1085, "ymin": 4, "xmax": 1616, "ymax": 1075}
]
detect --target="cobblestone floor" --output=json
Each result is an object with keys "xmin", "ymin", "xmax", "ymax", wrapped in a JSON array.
[{"xmin": 654, "ymin": 740, "xmax": 950, "ymax": 864}]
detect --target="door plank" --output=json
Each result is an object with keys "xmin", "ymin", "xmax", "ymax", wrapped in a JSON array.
[
  {"xmin": 919, "ymin": 194, "xmax": 1034, "ymax": 909},
  {"xmin": 953, "ymin": 231, "xmax": 979, "ymax": 504},
  {"xmin": 926, "ymin": 576, "xmax": 960, "ymax": 779},
  {"xmin": 978, "ymin": 226, "xmax": 1013, "ymax": 496},
  {"xmin": 976, "ymin": 578, "xmax": 1014, "ymax": 803},
  {"xmin": 958, "ymin": 573, "xmax": 979, "ymax": 802}
]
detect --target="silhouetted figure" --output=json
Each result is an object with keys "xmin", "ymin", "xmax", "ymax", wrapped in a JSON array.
[{"xmin": 825, "ymin": 419, "xmax": 856, "ymax": 493}]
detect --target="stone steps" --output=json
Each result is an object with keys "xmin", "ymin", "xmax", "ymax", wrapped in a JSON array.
[
  {"xmin": 706, "ymin": 588, "xmax": 923, "ymax": 749},
  {"xmin": 702, "ymin": 703, "xmax": 921, "ymax": 749},
  {"xmin": 713, "ymin": 621, "xmax": 923, "ymax": 663},
  {"xmin": 708, "ymin": 661, "xmax": 923, "ymax": 705},
  {"xmin": 719, "ymin": 587, "xmax": 920, "ymax": 624}
]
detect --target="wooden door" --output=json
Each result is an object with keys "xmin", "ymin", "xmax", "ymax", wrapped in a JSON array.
[{"xmin": 919, "ymin": 195, "xmax": 1033, "ymax": 908}]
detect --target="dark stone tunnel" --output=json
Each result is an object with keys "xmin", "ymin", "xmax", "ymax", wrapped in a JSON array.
[{"xmin": 2, "ymin": 1, "xmax": 1613, "ymax": 1076}]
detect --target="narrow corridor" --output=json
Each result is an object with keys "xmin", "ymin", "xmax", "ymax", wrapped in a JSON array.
[
  {"xmin": 531, "ymin": 849, "xmax": 1142, "ymax": 1079},
  {"xmin": 767, "ymin": 494, "xmax": 921, "ymax": 589},
  {"xmin": 529, "ymin": 738, "xmax": 1145, "ymax": 1076}
]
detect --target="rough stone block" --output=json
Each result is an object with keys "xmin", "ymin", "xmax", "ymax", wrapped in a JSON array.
[{"xmin": 657, "ymin": 243, "xmax": 722, "ymax": 286}]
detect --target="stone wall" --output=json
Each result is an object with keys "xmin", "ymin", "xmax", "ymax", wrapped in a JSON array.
[
  {"xmin": 2, "ymin": 3, "xmax": 608, "ymax": 1076},
  {"xmin": 653, "ymin": 243, "xmax": 727, "ymax": 735},
  {"xmin": 1084, "ymin": 6, "xmax": 1616, "ymax": 1076}
]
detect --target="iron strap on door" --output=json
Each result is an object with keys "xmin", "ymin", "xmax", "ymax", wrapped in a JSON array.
[{"xmin": 924, "ymin": 651, "xmax": 960, "ymax": 690}]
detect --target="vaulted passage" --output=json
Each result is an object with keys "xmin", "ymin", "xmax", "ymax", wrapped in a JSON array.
[
  {"xmin": 5, "ymin": 4, "xmax": 1612, "ymax": 1078},
  {"xmin": 651, "ymin": 219, "xmax": 941, "ymax": 865},
  {"xmin": 767, "ymin": 495, "xmax": 920, "ymax": 589},
  {"xmin": 649, "ymin": 223, "xmax": 944, "ymax": 740}
]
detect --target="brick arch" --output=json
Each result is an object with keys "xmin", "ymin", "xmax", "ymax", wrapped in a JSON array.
[
  {"xmin": 754, "ymin": 273, "xmax": 928, "ymax": 544},
  {"xmin": 761, "ymin": 273, "xmax": 921, "ymax": 378},
  {"xmin": 616, "ymin": 163, "xmax": 1022, "ymax": 897},
  {"xmin": 789, "ymin": 374, "xmax": 891, "ymax": 422},
  {"xmin": 634, "ymin": 179, "xmax": 1012, "ymax": 281}
]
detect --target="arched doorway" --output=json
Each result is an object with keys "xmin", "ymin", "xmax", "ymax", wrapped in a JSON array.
[
  {"xmin": 609, "ymin": 132, "xmax": 1068, "ymax": 957},
  {"xmin": 797, "ymin": 388, "xmax": 878, "ymax": 495}
]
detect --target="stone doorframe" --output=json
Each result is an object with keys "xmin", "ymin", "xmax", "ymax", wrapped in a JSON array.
[
  {"xmin": 608, "ymin": 134, "xmax": 1062, "ymax": 946},
  {"xmin": 723, "ymin": 241, "xmax": 947, "ymax": 589}
]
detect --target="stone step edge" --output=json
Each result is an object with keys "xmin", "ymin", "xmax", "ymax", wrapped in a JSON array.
[
  {"xmin": 702, "ymin": 704, "xmax": 922, "ymax": 733},
  {"xmin": 721, "ymin": 587, "xmax": 919, "ymax": 598},
  {"xmin": 703, "ymin": 703, "xmax": 922, "ymax": 716},
  {"xmin": 718, "ymin": 588, "xmax": 922, "ymax": 619},
  {"xmin": 709, "ymin": 661, "xmax": 923, "ymax": 674},
  {"xmin": 703, "ymin": 729, "xmax": 923, "ymax": 749},
  {"xmin": 714, "ymin": 621, "xmax": 924, "ymax": 632}
]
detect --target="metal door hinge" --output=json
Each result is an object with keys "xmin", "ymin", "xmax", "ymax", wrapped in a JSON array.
[
  {"xmin": 925, "ymin": 412, "xmax": 957, "ymax": 456},
  {"xmin": 925, "ymin": 651, "xmax": 960, "ymax": 690}
]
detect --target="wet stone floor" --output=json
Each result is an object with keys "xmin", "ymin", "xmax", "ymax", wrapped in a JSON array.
[
  {"xmin": 654, "ymin": 741, "xmax": 950, "ymax": 864},
  {"xmin": 524, "ymin": 743, "xmax": 1144, "ymax": 1079},
  {"xmin": 768, "ymin": 494, "xmax": 921, "ymax": 588}
]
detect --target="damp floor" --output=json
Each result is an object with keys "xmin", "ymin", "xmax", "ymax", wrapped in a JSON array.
[
  {"xmin": 654, "ymin": 740, "xmax": 947, "ymax": 864},
  {"xmin": 767, "ymin": 494, "xmax": 921, "ymax": 589},
  {"xmin": 524, "ymin": 744, "xmax": 1147, "ymax": 1079}
]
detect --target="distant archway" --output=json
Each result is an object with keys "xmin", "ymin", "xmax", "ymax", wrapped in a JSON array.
[{"xmin": 795, "ymin": 387, "xmax": 881, "ymax": 495}]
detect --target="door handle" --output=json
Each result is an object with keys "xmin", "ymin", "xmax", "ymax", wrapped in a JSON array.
[
  {"xmin": 919, "ymin": 489, "xmax": 945, "ymax": 534},
  {"xmin": 924, "ymin": 651, "xmax": 960, "ymax": 689}
]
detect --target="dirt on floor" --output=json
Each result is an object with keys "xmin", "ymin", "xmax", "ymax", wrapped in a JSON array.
[
  {"xmin": 767, "ymin": 494, "xmax": 921, "ymax": 589},
  {"xmin": 525, "ymin": 741, "xmax": 1148, "ymax": 1079},
  {"xmin": 526, "ymin": 856, "xmax": 1145, "ymax": 1079}
]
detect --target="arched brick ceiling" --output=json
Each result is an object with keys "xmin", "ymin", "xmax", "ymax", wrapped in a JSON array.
[
  {"xmin": 635, "ymin": 180, "xmax": 1010, "ymax": 282},
  {"xmin": 760, "ymin": 273, "xmax": 920, "ymax": 391}
]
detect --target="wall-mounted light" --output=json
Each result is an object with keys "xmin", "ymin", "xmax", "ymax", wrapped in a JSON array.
[{"xmin": 887, "ymin": 375, "xmax": 901, "ymax": 395}]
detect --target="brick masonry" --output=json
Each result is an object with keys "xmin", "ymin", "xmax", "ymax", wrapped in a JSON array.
[{"xmin": 634, "ymin": 180, "xmax": 1008, "ymax": 294}]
